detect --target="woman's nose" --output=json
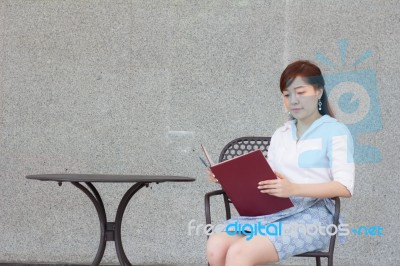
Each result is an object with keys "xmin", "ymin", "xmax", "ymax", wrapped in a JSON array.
[{"xmin": 289, "ymin": 94, "xmax": 298, "ymax": 104}]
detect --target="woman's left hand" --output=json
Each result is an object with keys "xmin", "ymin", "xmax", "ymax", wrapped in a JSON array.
[{"xmin": 257, "ymin": 171, "xmax": 297, "ymax": 198}]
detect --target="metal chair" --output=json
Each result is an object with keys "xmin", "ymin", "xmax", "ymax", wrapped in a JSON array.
[{"xmin": 204, "ymin": 136, "xmax": 340, "ymax": 266}]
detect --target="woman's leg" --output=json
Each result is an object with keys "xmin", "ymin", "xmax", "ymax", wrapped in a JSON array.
[
  {"xmin": 207, "ymin": 232, "xmax": 243, "ymax": 266},
  {"xmin": 225, "ymin": 235, "xmax": 279, "ymax": 266}
]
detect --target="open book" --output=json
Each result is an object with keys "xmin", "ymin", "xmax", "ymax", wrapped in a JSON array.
[{"xmin": 201, "ymin": 144, "xmax": 293, "ymax": 216}]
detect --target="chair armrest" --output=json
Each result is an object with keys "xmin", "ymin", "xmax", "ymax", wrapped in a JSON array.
[
  {"xmin": 205, "ymin": 189, "xmax": 226, "ymax": 198},
  {"xmin": 205, "ymin": 189, "xmax": 232, "ymax": 226}
]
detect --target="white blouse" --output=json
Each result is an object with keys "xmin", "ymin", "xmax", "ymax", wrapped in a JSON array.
[{"xmin": 267, "ymin": 115, "xmax": 355, "ymax": 195}]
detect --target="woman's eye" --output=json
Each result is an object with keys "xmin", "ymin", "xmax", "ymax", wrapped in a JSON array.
[
  {"xmin": 283, "ymin": 94, "xmax": 289, "ymax": 97},
  {"xmin": 297, "ymin": 91, "xmax": 305, "ymax": 95}
]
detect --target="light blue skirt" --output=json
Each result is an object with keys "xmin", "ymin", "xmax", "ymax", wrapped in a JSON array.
[{"xmin": 223, "ymin": 196, "xmax": 341, "ymax": 260}]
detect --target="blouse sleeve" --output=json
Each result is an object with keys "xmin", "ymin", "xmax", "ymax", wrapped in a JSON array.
[{"xmin": 327, "ymin": 125, "xmax": 355, "ymax": 195}]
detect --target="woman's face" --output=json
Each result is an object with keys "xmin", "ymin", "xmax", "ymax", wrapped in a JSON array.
[{"xmin": 282, "ymin": 76, "xmax": 322, "ymax": 123}]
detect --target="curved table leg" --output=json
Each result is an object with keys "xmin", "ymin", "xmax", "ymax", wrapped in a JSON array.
[
  {"xmin": 114, "ymin": 182, "xmax": 147, "ymax": 266},
  {"xmin": 86, "ymin": 182, "xmax": 107, "ymax": 222},
  {"xmin": 72, "ymin": 182, "xmax": 107, "ymax": 266}
]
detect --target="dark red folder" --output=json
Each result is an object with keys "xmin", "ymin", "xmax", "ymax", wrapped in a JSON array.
[{"xmin": 202, "ymin": 147, "xmax": 293, "ymax": 216}]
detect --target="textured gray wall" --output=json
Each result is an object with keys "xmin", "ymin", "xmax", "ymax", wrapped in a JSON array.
[{"xmin": 0, "ymin": 0, "xmax": 399, "ymax": 265}]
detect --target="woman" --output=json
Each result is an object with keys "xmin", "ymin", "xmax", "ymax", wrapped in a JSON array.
[{"xmin": 206, "ymin": 60, "xmax": 355, "ymax": 266}]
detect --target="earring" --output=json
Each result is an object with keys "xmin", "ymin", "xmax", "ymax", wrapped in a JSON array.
[{"xmin": 318, "ymin": 99, "xmax": 322, "ymax": 111}]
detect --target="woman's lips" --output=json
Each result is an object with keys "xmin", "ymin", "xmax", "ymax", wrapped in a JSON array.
[{"xmin": 291, "ymin": 108, "xmax": 302, "ymax": 112}]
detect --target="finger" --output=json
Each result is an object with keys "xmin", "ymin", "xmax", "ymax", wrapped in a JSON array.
[
  {"xmin": 260, "ymin": 188, "xmax": 279, "ymax": 194},
  {"xmin": 207, "ymin": 174, "xmax": 215, "ymax": 179},
  {"xmin": 258, "ymin": 180, "xmax": 274, "ymax": 185},
  {"xmin": 258, "ymin": 180, "xmax": 280, "ymax": 188},
  {"xmin": 207, "ymin": 174, "xmax": 219, "ymax": 182},
  {"xmin": 208, "ymin": 176, "xmax": 217, "ymax": 182},
  {"xmin": 258, "ymin": 184, "xmax": 276, "ymax": 190},
  {"xmin": 259, "ymin": 184, "xmax": 280, "ymax": 190}
]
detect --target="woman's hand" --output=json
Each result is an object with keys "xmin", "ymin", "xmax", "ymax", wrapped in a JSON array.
[
  {"xmin": 207, "ymin": 170, "xmax": 219, "ymax": 183},
  {"xmin": 257, "ymin": 171, "xmax": 297, "ymax": 198}
]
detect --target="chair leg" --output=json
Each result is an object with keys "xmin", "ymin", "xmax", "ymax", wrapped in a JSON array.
[
  {"xmin": 316, "ymin": 257, "xmax": 321, "ymax": 266},
  {"xmin": 328, "ymin": 255, "xmax": 333, "ymax": 266}
]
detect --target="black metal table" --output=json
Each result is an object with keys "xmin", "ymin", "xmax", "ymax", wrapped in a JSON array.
[{"xmin": 26, "ymin": 174, "xmax": 195, "ymax": 266}]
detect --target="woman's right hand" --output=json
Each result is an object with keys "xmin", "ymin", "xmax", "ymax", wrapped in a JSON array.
[{"xmin": 207, "ymin": 170, "xmax": 219, "ymax": 183}]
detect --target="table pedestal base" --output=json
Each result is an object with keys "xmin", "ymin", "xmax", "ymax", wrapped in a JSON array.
[{"xmin": 71, "ymin": 181, "xmax": 148, "ymax": 266}]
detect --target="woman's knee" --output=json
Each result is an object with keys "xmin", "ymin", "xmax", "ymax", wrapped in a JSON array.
[
  {"xmin": 207, "ymin": 233, "xmax": 239, "ymax": 264},
  {"xmin": 225, "ymin": 237, "xmax": 279, "ymax": 265},
  {"xmin": 225, "ymin": 242, "xmax": 248, "ymax": 263},
  {"xmin": 207, "ymin": 234, "xmax": 227, "ymax": 263}
]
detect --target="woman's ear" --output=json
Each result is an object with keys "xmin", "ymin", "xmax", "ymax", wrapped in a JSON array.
[{"xmin": 316, "ymin": 86, "xmax": 324, "ymax": 98}]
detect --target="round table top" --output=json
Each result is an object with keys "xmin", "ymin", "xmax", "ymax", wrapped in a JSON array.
[{"xmin": 26, "ymin": 174, "xmax": 196, "ymax": 183}]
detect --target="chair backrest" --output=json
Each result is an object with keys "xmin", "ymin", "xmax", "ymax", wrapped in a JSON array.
[{"xmin": 218, "ymin": 136, "xmax": 271, "ymax": 163}]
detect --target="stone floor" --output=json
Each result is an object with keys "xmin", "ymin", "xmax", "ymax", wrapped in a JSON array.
[
  {"xmin": 0, "ymin": 264, "xmax": 210, "ymax": 266},
  {"xmin": 0, "ymin": 261, "xmax": 322, "ymax": 266},
  {"xmin": 0, "ymin": 262, "xmax": 338, "ymax": 266},
  {"xmin": 1, "ymin": 264, "xmax": 209, "ymax": 266}
]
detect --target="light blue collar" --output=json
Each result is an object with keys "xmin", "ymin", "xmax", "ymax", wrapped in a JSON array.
[{"xmin": 287, "ymin": 115, "xmax": 336, "ymax": 141}]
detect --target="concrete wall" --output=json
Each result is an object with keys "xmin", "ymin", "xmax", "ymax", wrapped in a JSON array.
[{"xmin": 0, "ymin": 0, "xmax": 399, "ymax": 265}]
